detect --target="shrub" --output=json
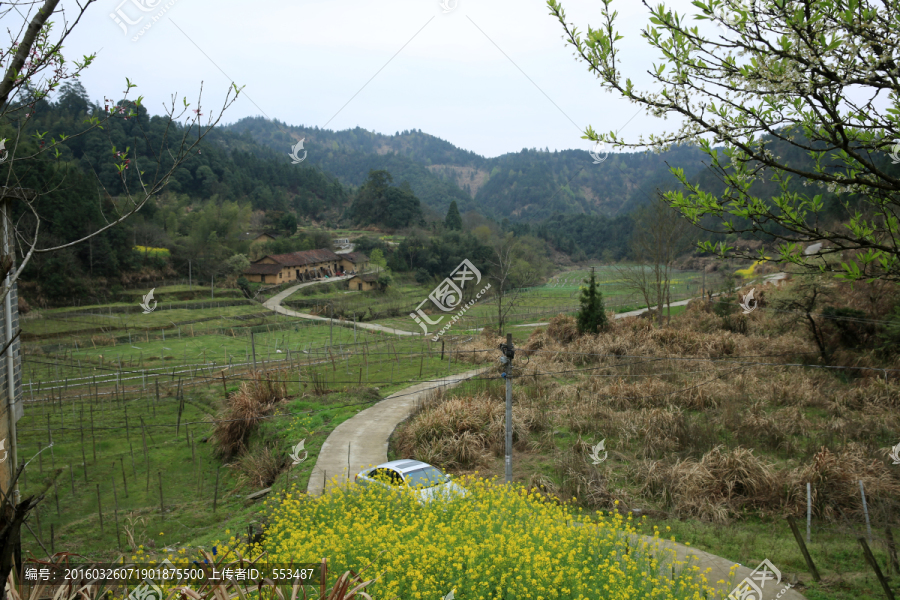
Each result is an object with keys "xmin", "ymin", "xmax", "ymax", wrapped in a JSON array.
[
  {"xmin": 546, "ymin": 314, "xmax": 578, "ymax": 343},
  {"xmin": 821, "ymin": 305, "xmax": 877, "ymax": 350},
  {"xmin": 211, "ymin": 372, "xmax": 287, "ymax": 459},
  {"xmin": 235, "ymin": 444, "xmax": 287, "ymax": 489},
  {"xmin": 881, "ymin": 304, "xmax": 900, "ymax": 355}
]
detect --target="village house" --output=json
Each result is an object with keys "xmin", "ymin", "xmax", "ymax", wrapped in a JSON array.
[
  {"xmin": 347, "ymin": 273, "xmax": 381, "ymax": 291},
  {"xmin": 243, "ymin": 248, "xmax": 369, "ymax": 284},
  {"xmin": 341, "ymin": 251, "xmax": 369, "ymax": 273}
]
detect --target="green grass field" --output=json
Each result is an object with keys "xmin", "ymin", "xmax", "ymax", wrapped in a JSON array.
[{"xmin": 17, "ymin": 317, "xmax": 478, "ymax": 560}]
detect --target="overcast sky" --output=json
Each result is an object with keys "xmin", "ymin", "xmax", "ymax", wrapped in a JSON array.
[{"xmin": 50, "ymin": 0, "xmax": 704, "ymax": 158}]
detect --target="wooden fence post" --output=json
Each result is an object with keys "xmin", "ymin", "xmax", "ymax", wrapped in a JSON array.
[
  {"xmin": 213, "ymin": 466, "xmax": 220, "ymax": 513},
  {"xmin": 859, "ymin": 536, "xmax": 896, "ymax": 600},
  {"xmin": 787, "ymin": 516, "xmax": 821, "ymax": 581},
  {"xmin": 96, "ymin": 484, "xmax": 104, "ymax": 534},
  {"xmin": 888, "ymin": 526, "xmax": 900, "ymax": 576},
  {"xmin": 158, "ymin": 471, "xmax": 165, "ymax": 518}
]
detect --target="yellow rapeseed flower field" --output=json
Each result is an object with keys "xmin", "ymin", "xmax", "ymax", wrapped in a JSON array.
[
  {"xmin": 133, "ymin": 245, "xmax": 171, "ymax": 258},
  {"xmin": 253, "ymin": 475, "xmax": 723, "ymax": 599},
  {"xmin": 734, "ymin": 257, "xmax": 769, "ymax": 279}
]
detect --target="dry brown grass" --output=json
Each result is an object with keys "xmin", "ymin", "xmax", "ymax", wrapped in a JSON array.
[
  {"xmin": 234, "ymin": 444, "xmax": 287, "ymax": 489},
  {"xmin": 789, "ymin": 443, "xmax": 900, "ymax": 521},
  {"xmin": 90, "ymin": 334, "xmax": 117, "ymax": 347},
  {"xmin": 546, "ymin": 314, "xmax": 579, "ymax": 344},
  {"xmin": 393, "ymin": 389, "xmax": 538, "ymax": 469},
  {"xmin": 633, "ymin": 446, "xmax": 782, "ymax": 523},
  {"xmin": 394, "ymin": 276, "xmax": 900, "ymax": 524},
  {"xmin": 211, "ymin": 372, "xmax": 287, "ymax": 460}
]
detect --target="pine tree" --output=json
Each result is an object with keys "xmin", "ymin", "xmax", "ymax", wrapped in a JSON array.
[
  {"xmin": 444, "ymin": 200, "xmax": 463, "ymax": 231},
  {"xmin": 577, "ymin": 267, "xmax": 609, "ymax": 334}
]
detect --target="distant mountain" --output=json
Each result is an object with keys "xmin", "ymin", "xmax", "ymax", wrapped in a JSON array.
[{"xmin": 225, "ymin": 117, "xmax": 710, "ymax": 222}]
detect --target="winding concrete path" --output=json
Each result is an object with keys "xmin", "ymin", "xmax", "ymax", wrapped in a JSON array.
[
  {"xmin": 262, "ymin": 278, "xmax": 419, "ymax": 337},
  {"xmin": 307, "ymin": 368, "xmax": 485, "ymax": 496}
]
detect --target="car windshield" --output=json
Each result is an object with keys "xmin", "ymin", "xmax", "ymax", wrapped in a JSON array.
[{"xmin": 403, "ymin": 466, "xmax": 449, "ymax": 489}]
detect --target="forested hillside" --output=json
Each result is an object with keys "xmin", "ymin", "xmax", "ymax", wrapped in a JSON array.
[
  {"xmin": 6, "ymin": 83, "xmax": 351, "ymax": 303},
  {"xmin": 226, "ymin": 117, "xmax": 710, "ymax": 221}
]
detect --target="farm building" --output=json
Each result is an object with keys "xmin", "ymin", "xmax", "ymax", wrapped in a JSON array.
[
  {"xmin": 244, "ymin": 249, "xmax": 369, "ymax": 284},
  {"xmin": 347, "ymin": 273, "xmax": 381, "ymax": 291},
  {"xmin": 341, "ymin": 252, "xmax": 369, "ymax": 272}
]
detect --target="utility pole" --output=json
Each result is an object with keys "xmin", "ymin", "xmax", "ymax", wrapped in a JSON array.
[
  {"xmin": 211, "ymin": 274, "xmax": 214, "ymax": 299},
  {"xmin": 329, "ymin": 304, "xmax": 333, "ymax": 348},
  {"xmin": 500, "ymin": 333, "xmax": 515, "ymax": 484}
]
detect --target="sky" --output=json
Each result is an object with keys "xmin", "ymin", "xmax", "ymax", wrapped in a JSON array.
[{"xmin": 43, "ymin": 0, "xmax": 704, "ymax": 158}]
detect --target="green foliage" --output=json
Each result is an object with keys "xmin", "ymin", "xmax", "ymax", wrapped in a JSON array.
[
  {"xmin": 376, "ymin": 271, "xmax": 393, "ymax": 289},
  {"xmin": 444, "ymin": 200, "xmax": 462, "ymax": 230},
  {"xmin": 225, "ymin": 254, "xmax": 251, "ymax": 275},
  {"xmin": 369, "ymin": 249, "xmax": 387, "ymax": 271},
  {"xmin": 394, "ymin": 231, "xmax": 492, "ymax": 281},
  {"xmin": 278, "ymin": 213, "xmax": 298, "ymax": 234},
  {"xmin": 713, "ymin": 295, "xmax": 739, "ymax": 317},
  {"xmin": 352, "ymin": 236, "xmax": 389, "ymax": 256},
  {"xmin": 512, "ymin": 213, "xmax": 635, "ymax": 260},
  {"xmin": 821, "ymin": 306, "xmax": 877, "ymax": 351},
  {"xmin": 9, "ymin": 85, "xmax": 352, "ymax": 300},
  {"xmin": 347, "ymin": 170, "xmax": 425, "ymax": 229},
  {"xmin": 236, "ymin": 276, "xmax": 255, "ymax": 298},
  {"xmin": 548, "ymin": 0, "xmax": 900, "ymax": 281},
  {"xmin": 576, "ymin": 268, "xmax": 609, "ymax": 334},
  {"xmin": 880, "ymin": 305, "xmax": 900, "ymax": 355}
]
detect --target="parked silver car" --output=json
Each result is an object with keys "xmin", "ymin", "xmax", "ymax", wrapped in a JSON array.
[{"xmin": 354, "ymin": 459, "xmax": 468, "ymax": 504}]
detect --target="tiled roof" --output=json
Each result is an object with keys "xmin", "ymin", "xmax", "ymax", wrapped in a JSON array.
[
  {"xmin": 265, "ymin": 248, "xmax": 342, "ymax": 267},
  {"xmin": 245, "ymin": 263, "xmax": 281, "ymax": 275},
  {"xmin": 352, "ymin": 273, "xmax": 379, "ymax": 283},
  {"xmin": 343, "ymin": 252, "xmax": 369, "ymax": 263}
]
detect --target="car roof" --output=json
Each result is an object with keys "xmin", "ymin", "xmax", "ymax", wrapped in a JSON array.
[{"xmin": 374, "ymin": 459, "xmax": 431, "ymax": 474}]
